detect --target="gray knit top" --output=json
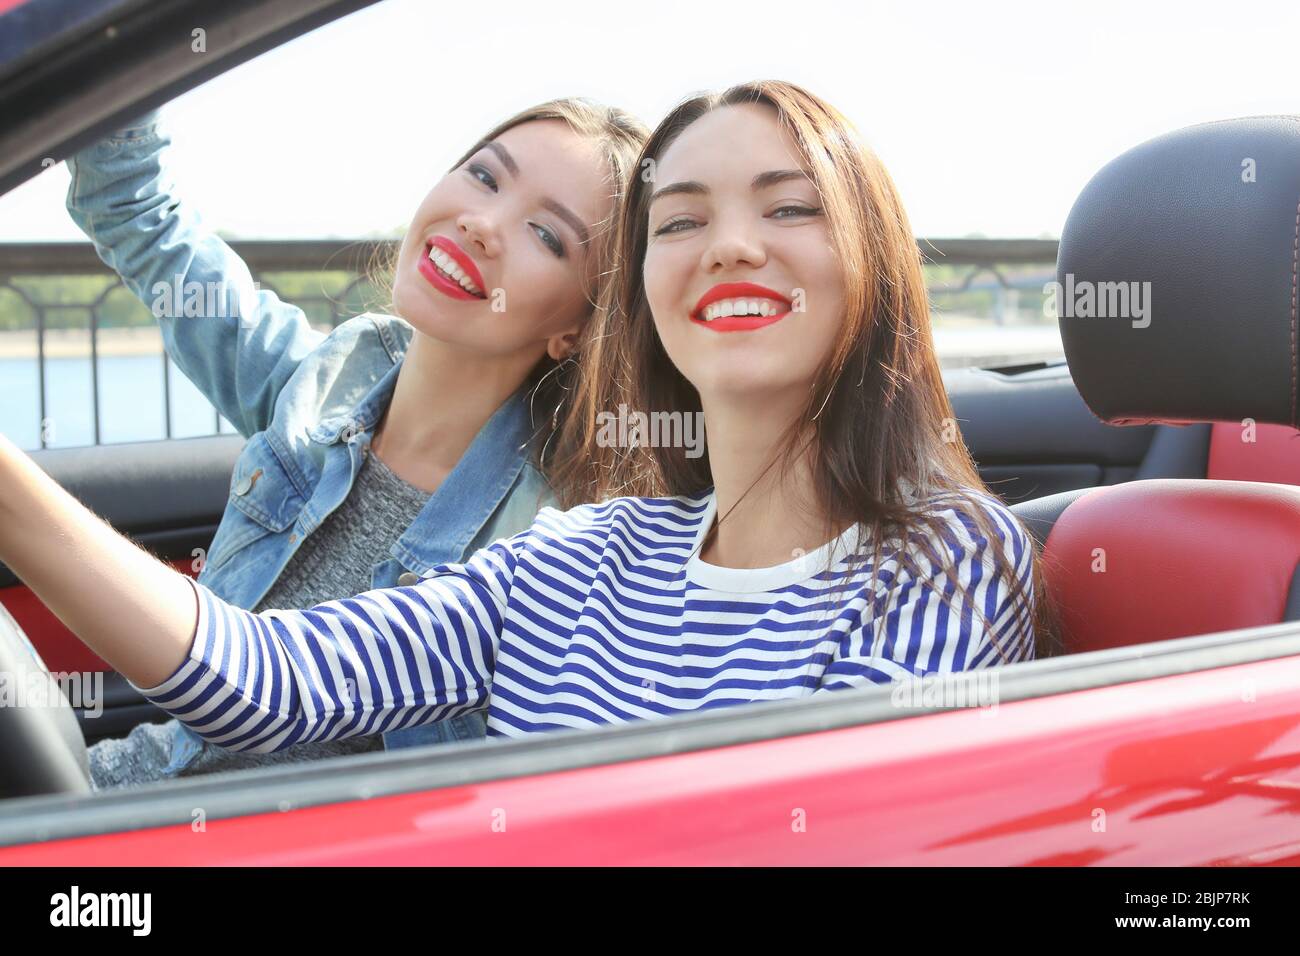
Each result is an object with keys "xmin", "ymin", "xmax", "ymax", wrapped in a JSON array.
[{"xmin": 253, "ymin": 447, "xmax": 431, "ymax": 614}]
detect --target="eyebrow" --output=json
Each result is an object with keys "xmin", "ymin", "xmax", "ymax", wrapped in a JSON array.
[
  {"xmin": 542, "ymin": 199, "xmax": 591, "ymax": 247},
  {"xmin": 648, "ymin": 169, "xmax": 812, "ymax": 207},
  {"xmin": 477, "ymin": 141, "xmax": 591, "ymax": 249},
  {"xmin": 481, "ymin": 141, "xmax": 519, "ymax": 177}
]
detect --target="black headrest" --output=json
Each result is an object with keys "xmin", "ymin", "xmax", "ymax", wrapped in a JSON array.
[{"xmin": 1056, "ymin": 116, "xmax": 1300, "ymax": 427}]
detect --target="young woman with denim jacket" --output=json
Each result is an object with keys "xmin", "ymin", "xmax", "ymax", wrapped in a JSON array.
[
  {"xmin": 59, "ymin": 99, "xmax": 647, "ymax": 786},
  {"xmin": 1, "ymin": 81, "xmax": 1042, "ymax": 755}
]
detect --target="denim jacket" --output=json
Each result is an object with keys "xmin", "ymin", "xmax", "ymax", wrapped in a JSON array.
[{"xmin": 66, "ymin": 108, "xmax": 553, "ymax": 758}]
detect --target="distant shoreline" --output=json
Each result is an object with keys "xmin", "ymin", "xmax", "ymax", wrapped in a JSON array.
[
  {"xmin": 0, "ymin": 317, "xmax": 1065, "ymax": 366},
  {"xmin": 0, "ymin": 326, "xmax": 163, "ymax": 360}
]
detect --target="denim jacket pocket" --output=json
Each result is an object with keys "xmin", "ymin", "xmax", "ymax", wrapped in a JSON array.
[{"xmin": 204, "ymin": 432, "xmax": 307, "ymax": 574}]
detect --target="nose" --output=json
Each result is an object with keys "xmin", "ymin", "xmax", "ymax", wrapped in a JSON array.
[
  {"xmin": 457, "ymin": 209, "xmax": 501, "ymax": 258},
  {"xmin": 701, "ymin": 214, "xmax": 766, "ymax": 274},
  {"xmin": 702, "ymin": 208, "xmax": 769, "ymax": 270}
]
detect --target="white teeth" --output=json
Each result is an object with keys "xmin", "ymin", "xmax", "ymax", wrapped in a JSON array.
[
  {"xmin": 427, "ymin": 245, "xmax": 483, "ymax": 296},
  {"xmin": 699, "ymin": 297, "xmax": 787, "ymax": 321}
]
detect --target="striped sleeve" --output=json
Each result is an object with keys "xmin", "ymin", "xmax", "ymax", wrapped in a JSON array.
[
  {"xmin": 128, "ymin": 536, "xmax": 522, "ymax": 753},
  {"xmin": 816, "ymin": 494, "xmax": 1036, "ymax": 691}
]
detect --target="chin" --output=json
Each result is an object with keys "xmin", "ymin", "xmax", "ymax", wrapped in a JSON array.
[
  {"xmin": 391, "ymin": 276, "xmax": 444, "ymax": 336},
  {"xmin": 392, "ymin": 281, "xmax": 498, "ymax": 356},
  {"xmin": 694, "ymin": 368, "xmax": 805, "ymax": 403}
]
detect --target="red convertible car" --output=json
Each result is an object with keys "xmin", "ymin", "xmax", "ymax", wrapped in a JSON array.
[{"xmin": 0, "ymin": 0, "xmax": 1298, "ymax": 869}]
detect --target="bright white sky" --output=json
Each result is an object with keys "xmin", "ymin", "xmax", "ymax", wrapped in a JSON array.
[{"xmin": 2, "ymin": 0, "xmax": 1296, "ymax": 240}]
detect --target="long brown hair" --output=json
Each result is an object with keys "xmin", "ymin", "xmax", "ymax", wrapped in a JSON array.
[
  {"xmin": 550, "ymin": 80, "xmax": 1058, "ymax": 659},
  {"xmin": 369, "ymin": 97, "xmax": 650, "ymax": 470}
]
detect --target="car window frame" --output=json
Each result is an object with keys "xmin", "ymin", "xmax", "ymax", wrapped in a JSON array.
[{"xmin": 0, "ymin": 0, "xmax": 380, "ymax": 196}]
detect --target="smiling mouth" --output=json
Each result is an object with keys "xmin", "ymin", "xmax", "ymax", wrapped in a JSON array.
[
  {"xmin": 422, "ymin": 239, "xmax": 486, "ymax": 298},
  {"xmin": 695, "ymin": 297, "xmax": 789, "ymax": 322},
  {"xmin": 690, "ymin": 286, "xmax": 794, "ymax": 333}
]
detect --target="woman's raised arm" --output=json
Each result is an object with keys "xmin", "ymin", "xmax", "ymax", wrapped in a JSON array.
[
  {"xmin": 0, "ymin": 433, "xmax": 512, "ymax": 751},
  {"xmin": 65, "ymin": 108, "xmax": 326, "ymax": 439}
]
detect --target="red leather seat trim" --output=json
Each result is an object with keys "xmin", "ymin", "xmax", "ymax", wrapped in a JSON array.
[
  {"xmin": 1208, "ymin": 421, "xmax": 1300, "ymax": 484},
  {"xmin": 1043, "ymin": 479, "xmax": 1300, "ymax": 653}
]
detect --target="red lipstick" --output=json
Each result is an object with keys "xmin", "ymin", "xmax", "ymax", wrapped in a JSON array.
[
  {"xmin": 419, "ymin": 235, "xmax": 487, "ymax": 301},
  {"xmin": 690, "ymin": 281, "xmax": 793, "ymax": 333}
]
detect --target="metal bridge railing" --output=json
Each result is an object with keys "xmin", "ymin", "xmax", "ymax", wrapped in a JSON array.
[{"xmin": 0, "ymin": 237, "xmax": 1060, "ymax": 449}]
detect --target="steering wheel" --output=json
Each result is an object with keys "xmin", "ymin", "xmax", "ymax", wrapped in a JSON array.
[{"xmin": 0, "ymin": 601, "xmax": 92, "ymax": 798}]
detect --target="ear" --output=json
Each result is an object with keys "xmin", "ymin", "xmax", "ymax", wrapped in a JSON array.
[{"xmin": 545, "ymin": 326, "xmax": 582, "ymax": 363}]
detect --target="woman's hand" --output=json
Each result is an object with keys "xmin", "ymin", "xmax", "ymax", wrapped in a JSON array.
[{"xmin": 0, "ymin": 432, "xmax": 198, "ymax": 687}]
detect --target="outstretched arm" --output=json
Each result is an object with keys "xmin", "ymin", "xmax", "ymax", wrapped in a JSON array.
[
  {"xmin": 0, "ymin": 434, "xmax": 513, "ymax": 751},
  {"xmin": 66, "ymin": 108, "xmax": 326, "ymax": 438},
  {"xmin": 0, "ymin": 432, "xmax": 196, "ymax": 686}
]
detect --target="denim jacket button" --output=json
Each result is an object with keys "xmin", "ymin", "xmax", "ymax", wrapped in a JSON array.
[
  {"xmin": 397, "ymin": 572, "xmax": 420, "ymax": 586},
  {"xmin": 233, "ymin": 467, "xmax": 262, "ymax": 496}
]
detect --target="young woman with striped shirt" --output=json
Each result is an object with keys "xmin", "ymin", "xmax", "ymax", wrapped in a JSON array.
[{"xmin": 0, "ymin": 81, "xmax": 1042, "ymax": 750}]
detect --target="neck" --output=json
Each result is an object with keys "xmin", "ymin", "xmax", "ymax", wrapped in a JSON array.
[
  {"xmin": 698, "ymin": 389, "xmax": 842, "ymax": 570},
  {"xmin": 372, "ymin": 331, "xmax": 543, "ymax": 487}
]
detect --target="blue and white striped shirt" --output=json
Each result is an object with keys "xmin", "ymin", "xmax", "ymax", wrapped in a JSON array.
[{"xmin": 132, "ymin": 487, "xmax": 1036, "ymax": 750}]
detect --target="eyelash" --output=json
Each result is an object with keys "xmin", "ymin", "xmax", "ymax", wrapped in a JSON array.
[
  {"xmin": 652, "ymin": 204, "xmax": 822, "ymax": 236},
  {"xmin": 465, "ymin": 163, "xmax": 565, "ymax": 258},
  {"xmin": 466, "ymin": 163, "xmax": 498, "ymax": 192},
  {"xmin": 531, "ymin": 223, "xmax": 564, "ymax": 257}
]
